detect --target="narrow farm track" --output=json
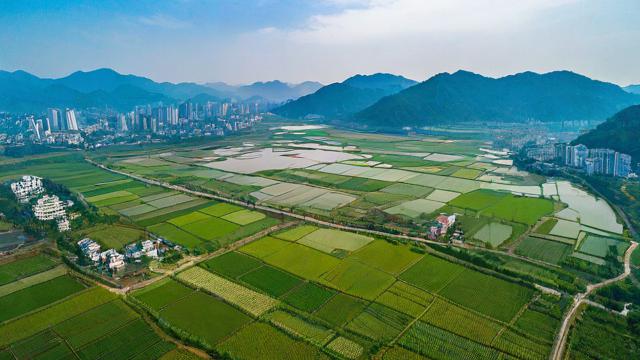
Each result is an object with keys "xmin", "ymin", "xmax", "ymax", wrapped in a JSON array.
[
  {"xmin": 85, "ymin": 158, "xmax": 566, "ymax": 277},
  {"xmin": 123, "ymin": 221, "xmax": 297, "ymax": 293},
  {"xmin": 550, "ymin": 241, "xmax": 638, "ymax": 360}
]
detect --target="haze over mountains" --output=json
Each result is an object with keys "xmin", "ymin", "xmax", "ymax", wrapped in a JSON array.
[
  {"xmin": 2, "ymin": 68, "xmax": 639, "ymax": 128},
  {"xmin": 625, "ymin": 85, "xmax": 640, "ymax": 95},
  {"xmin": 273, "ymin": 73, "xmax": 417, "ymax": 119},
  {"xmin": 572, "ymin": 105, "xmax": 640, "ymax": 162},
  {"xmin": 352, "ymin": 70, "xmax": 640, "ymax": 128},
  {"xmin": 0, "ymin": 68, "xmax": 322, "ymax": 113}
]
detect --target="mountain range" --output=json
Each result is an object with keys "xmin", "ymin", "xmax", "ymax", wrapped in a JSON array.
[
  {"xmin": 0, "ymin": 68, "xmax": 322, "ymax": 113},
  {"xmin": 206, "ymin": 80, "xmax": 323, "ymax": 103},
  {"xmin": 625, "ymin": 85, "xmax": 640, "ymax": 95},
  {"xmin": 272, "ymin": 73, "xmax": 417, "ymax": 119},
  {"xmin": 351, "ymin": 70, "xmax": 640, "ymax": 128},
  {"xmin": 572, "ymin": 105, "xmax": 640, "ymax": 162}
]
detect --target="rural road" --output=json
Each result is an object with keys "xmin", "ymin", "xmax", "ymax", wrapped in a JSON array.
[
  {"xmin": 86, "ymin": 158, "xmax": 570, "ymax": 294},
  {"xmin": 85, "ymin": 158, "xmax": 565, "ymax": 272},
  {"xmin": 550, "ymin": 241, "xmax": 638, "ymax": 360}
]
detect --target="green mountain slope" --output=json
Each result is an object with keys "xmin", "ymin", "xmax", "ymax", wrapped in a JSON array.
[
  {"xmin": 572, "ymin": 105, "xmax": 640, "ymax": 161},
  {"xmin": 353, "ymin": 70, "xmax": 640, "ymax": 128},
  {"xmin": 273, "ymin": 73, "xmax": 416, "ymax": 119}
]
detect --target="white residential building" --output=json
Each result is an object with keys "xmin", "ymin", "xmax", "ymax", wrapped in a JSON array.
[
  {"xmin": 32, "ymin": 195, "xmax": 67, "ymax": 221},
  {"xmin": 78, "ymin": 238, "xmax": 101, "ymax": 263},
  {"xmin": 100, "ymin": 249, "xmax": 126, "ymax": 271},
  {"xmin": 11, "ymin": 175, "xmax": 44, "ymax": 202},
  {"xmin": 57, "ymin": 217, "xmax": 70, "ymax": 232}
]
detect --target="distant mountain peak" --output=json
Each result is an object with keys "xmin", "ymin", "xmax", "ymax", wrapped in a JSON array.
[
  {"xmin": 272, "ymin": 72, "xmax": 417, "ymax": 119},
  {"xmin": 352, "ymin": 70, "xmax": 640, "ymax": 128}
]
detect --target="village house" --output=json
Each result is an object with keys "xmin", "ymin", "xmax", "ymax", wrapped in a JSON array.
[
  {"xmin": 428, "ymin": 214, "xmax": 457, "ymax": 239},
  {"xmin": 11, "ymin": 175, "xmax": 44, "ymax": 202},
  {"xmin": 77, "ymin": 238, "xmax": 101, "ymax": 263},
  {"xmin": 32, "ymin": 195, "xmax": 70, "ymax": 221}
]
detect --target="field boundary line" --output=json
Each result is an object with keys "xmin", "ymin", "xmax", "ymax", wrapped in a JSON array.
[
  {"xmin": 491, "ymin": 294, "xmax": 540, "ymax": 346},
  {"xmin": 88, "ymin": 158, "xmax": 569, "ymax": 296},
  {"xmin": 550, "ymin": 241, "xmax": 638, "ymax": 360},
  {"xmin": 0, "ymin": 280, "xmax": 93, "ymax": 327},
  {"xmin": 49, "ymin": 327, "xmax": 81, "ymax": 360},
  {"xmin": 387, "ymin": 294, "xmax": 435, "ymax": 348}
]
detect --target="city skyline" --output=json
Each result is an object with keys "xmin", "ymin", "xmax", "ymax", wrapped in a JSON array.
[{"xmin": 1, "ymin": 0, "xmax": 640, "ymax": 86}]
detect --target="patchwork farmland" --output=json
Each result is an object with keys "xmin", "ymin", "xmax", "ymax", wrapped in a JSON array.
[
  {"xmin": 0, "ymin": 254, "xmax": 177, "ymax": 360},
  {"xmin": 127, "ymin": 225, "xmax": 566, "ymax": 359},
  {"xmin": 1, "ymin": 125, "xmax": 636, "ymax": 359}
]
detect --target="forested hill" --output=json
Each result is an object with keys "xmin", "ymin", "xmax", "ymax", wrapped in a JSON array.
[
  {"xmin": 351, "ymin": 70, "xmax": 640, "ymax": 128},
  {"xmin": 572, "ymin": 105, "xmax": 640, "ymax": 161},
  {"xmin": 272, "ymin": 73, "xmax": 417, "ymax": 119}
]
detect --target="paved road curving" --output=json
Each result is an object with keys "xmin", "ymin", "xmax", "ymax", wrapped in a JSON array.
[{"xmin": 550, "ymin": 241, "xmax": 637, "ymax": 360}]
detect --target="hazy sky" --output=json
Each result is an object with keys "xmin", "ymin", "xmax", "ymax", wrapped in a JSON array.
[{"xmin": 1, "ymin": 0, "xmax": 639, "ymax": 85}]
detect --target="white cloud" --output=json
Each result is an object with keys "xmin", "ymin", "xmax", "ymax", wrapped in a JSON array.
[
  {"xmin": 138, "ymin": 14, "xmax": 190, "ymax": 29},
  {"xmin": 288, "ymin": 0, "xmax": 577, "ymax": 44}
]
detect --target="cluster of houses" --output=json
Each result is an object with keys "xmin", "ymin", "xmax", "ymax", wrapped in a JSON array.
[
  {"xmin": 77, "ymin": 237, "xmax": 164, "ymax": 273},
  {"xmin": 10, "ymin": 175, "xmax": 76, "ymax": 232},
  {"xmin": 428, "ymin": 214, "xmax": 463, "ymax": 243},
  {"xmin": 10, "ymin": 175, "xmax": 44, "ymax": 202}
]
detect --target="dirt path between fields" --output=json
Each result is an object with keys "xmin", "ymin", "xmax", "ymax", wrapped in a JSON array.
[{"xmin": 550, "ymin": 241, "xmax": 637, "ymax": 360}]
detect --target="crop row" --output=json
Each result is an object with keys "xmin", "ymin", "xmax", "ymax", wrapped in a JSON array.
[
  {"xmin": 265, "ymin": 310, "xmax": 334, "ymax": 346},
  {"xmin": 326, "ymin": 336, "xmax": 364, "ymax": 359},
  {"xmin": 492, "ymin": 329, "xmax": 550, "ymax": 360},
  {"xmin": 399, "ymin": 321, "xmax": 505, "ymax": 360},
  {"xmin": 177, "ymin": 267, "xmax": 278, "ymax": 316},
  {"xmin": 422, "ymin": 298, "xmax": 503, "ymax": 345},
  {"xmin": 346, "ymin": 303, "xmax": 412, "ymax": 343}
]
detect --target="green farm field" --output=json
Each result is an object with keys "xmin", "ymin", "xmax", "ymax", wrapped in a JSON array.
[
  {"xmin": 132, "ymin": 278, "xmax": 194, "ymax": 311},
  {"xmin": 282, "ymin": 281, "xmax": 335, "ymax": 312},
  {"xmin": 515, "ymin": 236, "xmax": 572, "ymax": 265},
  {"xmin": 200, "ymin": 251, "xmax": 263, "ymax": 278},
  {"xmin": 0, "ymin": 254, "xmax": 58, "ymax": 286},
  {"xmin": 239, "ymin": 265, "xmax": 303, "ymax": 297},
  {"xmin": 160, "ymin": 291, "xmax": 252, "ymax": 347},
  {"xmin": 0, "ymin": 274, "xmax": 85, "ymax": 322},
  {"xmin": 219, "ymin": 322, "xmax": 330, "ymax": 360}
]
